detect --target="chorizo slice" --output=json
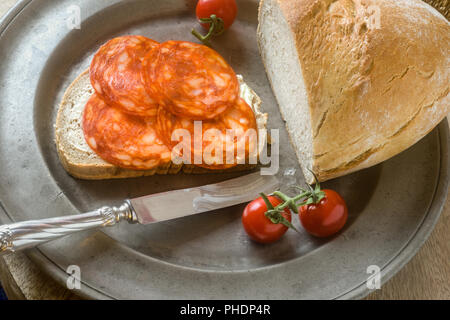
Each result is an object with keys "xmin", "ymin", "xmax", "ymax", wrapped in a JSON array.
[
  {"xmin": 90, "ymin": 35, "xmax": 159, "ymax": 116},
  {"xmin": 83, "ymin": 94, "xmax": 171, "ymax": 170},
  {"xmin": 144, "ymin": 41, "xmax": 239, "ymax": 120},
  {"xmin": 157, "ymin": 98, "xmax": 258, "ymax": 169}
]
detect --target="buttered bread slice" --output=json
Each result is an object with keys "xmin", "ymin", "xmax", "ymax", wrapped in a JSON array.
[{"xmin": 55, "ymin": 70, "xmax": 267, "ymax": 180}]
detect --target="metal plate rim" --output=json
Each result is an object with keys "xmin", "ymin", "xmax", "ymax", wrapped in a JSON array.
[{"xmin": 0, "ymin": 0, "xmax": 448, "ymax": 300}]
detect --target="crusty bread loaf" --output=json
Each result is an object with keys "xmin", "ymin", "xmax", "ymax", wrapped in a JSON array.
[
  {"xmin": 258, "ymin": 0, "xmax": 450, "ymax": 183},
  {"xmin": 55, "ymin": 70, "xmax": 267, "ymax": 180}
]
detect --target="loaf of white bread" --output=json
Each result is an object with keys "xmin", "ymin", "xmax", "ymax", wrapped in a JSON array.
[{"xmin": 258, "ymin": 0, "xmax": 449, "ymax": 183}]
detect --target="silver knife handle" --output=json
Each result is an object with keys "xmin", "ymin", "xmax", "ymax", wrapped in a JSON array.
[{"xmin": 0, "ymin": 201, "xmax": 136, "ymax": 255}]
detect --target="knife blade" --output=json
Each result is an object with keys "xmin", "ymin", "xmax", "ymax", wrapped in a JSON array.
[
  {"xmin": 0, "ymin": 172, "xmax": 279, "ymax": 254},
  {"xmin": 130, "ymin": 171, "xmax": 280, "ymax": 224}
]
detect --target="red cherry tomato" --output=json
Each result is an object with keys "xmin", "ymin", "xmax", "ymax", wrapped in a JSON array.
[
  {"xmin": 242, "ymin": 196, "xmax": 291, "ymax": 244},
  {"xmin": 299, "ymin": 189, "xmax": 348, "ymax": 238},
  {"xmin": 196, "ymin": 0, "xmax": 238, "ymax": 30}
]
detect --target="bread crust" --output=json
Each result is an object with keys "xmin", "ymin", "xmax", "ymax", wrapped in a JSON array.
[
  {"xmin": 55, "ymin": 70, "xmax": 265, "ymax": 180},
  {"xmin": 259, "ymin": 0, "xmax": 449, "ymax": 182}
]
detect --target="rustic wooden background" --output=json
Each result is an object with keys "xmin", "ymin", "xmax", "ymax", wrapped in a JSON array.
[{"xmin": 0, "ymin": 0, "xmax": 448, "ymax": 300}]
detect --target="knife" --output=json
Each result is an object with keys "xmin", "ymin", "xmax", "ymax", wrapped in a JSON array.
[{"xmin": 0, "ymin": 172, "xmax": 279, "ymax": 255}]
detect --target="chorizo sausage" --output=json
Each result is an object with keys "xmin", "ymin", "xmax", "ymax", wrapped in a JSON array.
[
  {"xmin": 83, "ymin": 94, "xmax": 171, "ymax": 170},
  {"xmin": 144, "ymin": 41, "xmax": 239, "ymax": 120},
  {"xmin": 90, "ymin": 35, "xmax": 160, "ymax": 116}
]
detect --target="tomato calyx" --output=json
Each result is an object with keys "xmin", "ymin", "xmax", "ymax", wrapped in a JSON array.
[
  {"xmin": 295, "ymin": 170, "xmax": 326, "ymax": 206},
  {"xmin": 295, "ymin": 183, "xmax": 326, "ymax": 207},
  {"xmin": 261, "ymin": 171, "xmax": 326, "ymax": 231},
  {"xmin": 191, "ymin": 14, "xmax": 225, "ymax": 45}
]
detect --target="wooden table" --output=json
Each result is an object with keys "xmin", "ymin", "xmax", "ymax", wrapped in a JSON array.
[{"xmin": 0, "ymin": 0, "xmax": 449, "ymax": 300}]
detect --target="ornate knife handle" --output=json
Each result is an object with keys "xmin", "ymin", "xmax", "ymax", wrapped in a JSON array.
[{"xmin": 0, "ymin": 201, "xmax": 137, "ymax": 255}]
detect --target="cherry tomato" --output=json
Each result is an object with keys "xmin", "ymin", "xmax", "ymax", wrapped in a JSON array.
[
  {"xmin": 299, "ymin": 189, "xmax": 348, "ymax": 238},
  {"xmin": 196, "ymin": 0, "xmax": 238, "ymax": 30},
  {"xmin": 242, "ymin": 196, "xmax": 291, "ymax": 244}
]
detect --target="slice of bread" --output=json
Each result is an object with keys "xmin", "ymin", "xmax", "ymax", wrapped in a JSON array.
[
  {"xmin": 258, "ymin": 0, "xmax": 450, "ymax": 183},
  {"xmin": 55, "ymin": 70, "xmax": 268, "ymax": 180}
]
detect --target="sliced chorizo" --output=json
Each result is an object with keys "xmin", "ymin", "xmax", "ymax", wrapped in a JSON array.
[
  {"xmin": 90, "ymin": 35, "xmax": 160, "ymax": 116},
  {"xmin": 157, "ymin": 98, "xmax": 258, "ymax": 169},
  {"xmin": 83, "ymin": 94, "xmax": 171, "ymax": 170},
  {"xmin": 144, "ymin": 41, "xmax": 239, "ymax": 120}
]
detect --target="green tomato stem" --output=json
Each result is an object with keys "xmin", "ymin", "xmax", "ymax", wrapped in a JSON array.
[
  {"xmin": 261, "ymin": 169, "xmax": 326, "ymax": 232},
  {"xmin": 191, "ymin": 14, "xmax": 225, "ymax": 46}
]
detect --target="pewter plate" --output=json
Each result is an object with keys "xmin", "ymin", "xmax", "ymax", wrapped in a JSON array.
[{"xmin": 0, "ymin": 0, "xmax": 448, "ymax": 300}]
